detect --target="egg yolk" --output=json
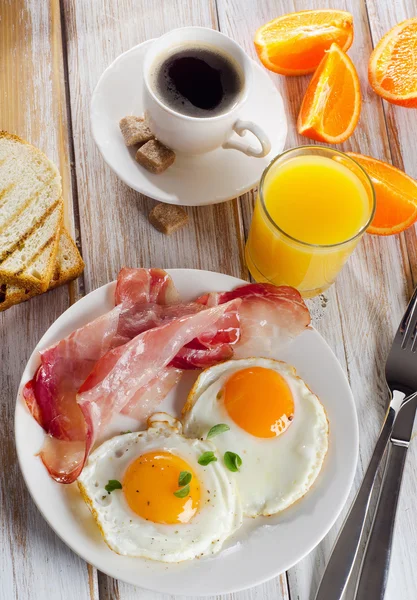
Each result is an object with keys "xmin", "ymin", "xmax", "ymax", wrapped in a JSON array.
[
  {"xmin": 223, "ymin": 367, "xmax": 294, "ymax": 438},
  {"xmin": 123, "ymin": 451, "xmax": 200, "ymax": 524}
]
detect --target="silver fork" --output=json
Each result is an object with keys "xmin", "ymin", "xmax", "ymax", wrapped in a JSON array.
[{"xmin": 315, "ymin": 285, "xmax": 417, "ymax": 600}]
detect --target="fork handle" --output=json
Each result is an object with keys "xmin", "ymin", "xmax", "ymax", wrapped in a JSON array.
[
  {"xmin": 354, "ymin": 442, "xmax": 408, "ymax": 600},
  {"xmin": 314, "ymin": 407, "xmax": 395, "ymax": 600}
]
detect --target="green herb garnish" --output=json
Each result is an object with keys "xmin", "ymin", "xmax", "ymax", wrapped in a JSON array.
[
  {"xmin": 105, "ymin": 479, "xmax": 122, "ymax": 493},
  {"xmin": 224, "ymin": 451, "xmax": 242, "ymax": 472},
  {"xmin": 178, "ymin": 471, "xmax": 192, "ymax": 487},
  {"xmin": 207, "ymin": 424, "xmax": 230, "ymax": 439},
  {"xmin": 174, "ymin": 484, "xmax": 190, "ymax": 498},
  {"xmin": 120, "ymin": 430, "xmax": 132, "ymax": 434},
  {"xmin": 173, "ymin": 471, "xmax": 192, "ymax": 498},
  {"xmin": 198, "ymin": 451, "xmax": 218, "ymax": 466}
]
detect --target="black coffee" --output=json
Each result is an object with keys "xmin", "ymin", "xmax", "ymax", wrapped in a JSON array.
[{"xmin": 152, "ymin": 45, "xmax": 243, "ymax": 117}]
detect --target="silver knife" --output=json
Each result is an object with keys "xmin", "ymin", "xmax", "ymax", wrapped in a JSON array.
[{"xmin": 354, "ymin": 391, "xmax": 417, "ymax": 599}]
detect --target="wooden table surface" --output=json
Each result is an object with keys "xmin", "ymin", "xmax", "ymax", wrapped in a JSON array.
[{"xmin": 1, "ymin": 1, "xmax": 417, "ymax": 599}]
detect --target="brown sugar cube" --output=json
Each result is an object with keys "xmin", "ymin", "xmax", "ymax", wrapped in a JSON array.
[
  {"xmin": 119, "ymin": 116, "xmax": 153, "ymax": 147},
  {"xmin": 149, "ymin": 203, "xmax": 189, "ymax": 235},
  {"xmin": 135, "ymin": 139, "xmax": 176, "ymax": 174}
]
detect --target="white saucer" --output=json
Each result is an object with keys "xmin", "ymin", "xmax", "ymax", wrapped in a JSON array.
[{"xmin": 91, "ymin": 40, "xmax": 287, "ymax": 206}]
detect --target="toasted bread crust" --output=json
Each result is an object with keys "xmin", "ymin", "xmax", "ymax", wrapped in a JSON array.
[
  {"xmin": 0, "ymin": 200, "xmax": 64, "ymax": 292},
  {"xmin": 49, "ymin": 230, "xmax": 84, "ymax": 289},
  {"xmin": 0, "ymin": 227, "xmax": 84, "ymax": 311},
  {"xmin": 0, "ymin": 131, "xmax": 62, "ymax": 291}
]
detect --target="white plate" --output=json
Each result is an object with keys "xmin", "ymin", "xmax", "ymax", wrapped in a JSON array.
[
  {"xmin": 90, "ymin": 40, "xmax": 287, "ymax": 205},
  {"xmin": 15, "ymin": 270, "xmax": 358, "ymax": 596}
]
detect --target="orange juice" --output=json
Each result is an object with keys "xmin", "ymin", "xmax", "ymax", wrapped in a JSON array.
[{"xmin": 246, "ymin": 148, "xmax": 375, "ymax": 297}]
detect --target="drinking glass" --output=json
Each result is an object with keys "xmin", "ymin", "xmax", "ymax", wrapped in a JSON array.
[{"xmin": 245, "ymin": 146, "xmax": 376, "ymax": 298}]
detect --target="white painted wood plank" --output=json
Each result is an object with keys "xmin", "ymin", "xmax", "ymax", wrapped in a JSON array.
[
  {"xmin": 0, "ymin": 0, "xmax": 96, "ymax": 598},
  {"xmin": 216, "ymin": 1, "xmax": 414, "ymax": 599}
]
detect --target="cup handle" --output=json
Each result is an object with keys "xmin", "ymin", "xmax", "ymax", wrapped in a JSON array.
[{"xmin": 222, "ymin": 119, "xmax": 271, "ymax": 158}]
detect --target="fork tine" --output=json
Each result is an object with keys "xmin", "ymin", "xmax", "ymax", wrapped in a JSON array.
[{"xmin": 400, "ymin": 287, "xmax": 417, "ymax": 349}]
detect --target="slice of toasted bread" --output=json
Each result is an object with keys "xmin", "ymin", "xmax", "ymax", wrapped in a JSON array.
[
  {"xmin": 0, "ymin": 228, "xmax": 84, "ymax": 311},
  {"xmin": 0, "ymin": 202, "xmax": 63, "ymax": 291},
  {"xmin": 0, "ymin": 131, "xmax": 63, "ymax": 291}
]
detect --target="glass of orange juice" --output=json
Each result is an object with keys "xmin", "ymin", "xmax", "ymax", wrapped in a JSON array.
[{"xmin": 245, "ymin": 146, "xmax": 375, "ymax": 298}]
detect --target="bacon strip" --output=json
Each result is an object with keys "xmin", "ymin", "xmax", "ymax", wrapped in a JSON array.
[
  {"xmin": 23, "ymin": 305, "xmax": 122, "ymax": 443},
  {"xmin": 171, "ymin": 343, "xmax": 234, "ymax": 369},
  {"xmin": 23, "ymin": 269, "xmax": 184, "ymax": 481},
  {"xmin": 115, "ymin": 267, "xmax": 180, "ymax": 306},
  {"xmin": 23, "ymin": 304, "xmax": 196, "ymax": 439},
  {"xmin": 38, "ymin": 438, "xmax": 86, "ymax": 484},
  {"xmin": 78, "ymin": 299, "xmax": 241, "ymax": 418},
  {"xmin": 35, "ymin": 299, "xmax": 241, "ymax": 483},
  {"xmin": 22, "ymin": 267, "xmax": 239, "ymax": 476},
  {"xmin": 120, "ymin": 368, "xmax": 183, "ymax": 420},
  {"xmin": 23, "ymin": 268, "xmax": 202, "ymax": 438},
  {"xmin": 197, "ymin": 283, "xmax": 311, "ymax": 358},
  {"xmin": 116, "ymin": 301, "xmax": 204, "ymax": 341},
  {"xmin": 170, "ymin": 304, "xmax": 241, "ymax": 370}
]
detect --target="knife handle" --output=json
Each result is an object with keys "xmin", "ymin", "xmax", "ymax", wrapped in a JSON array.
[
  {"xmin": 355, "ymin": 443, "xmax": 408, "ymax": 600},
  {"xmin": 314, "ymin": 408, "xmax": 395, "ymax": 600}
]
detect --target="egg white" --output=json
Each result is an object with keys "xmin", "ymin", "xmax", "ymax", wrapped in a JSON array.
[
  {"xmin": 78, "ymin": 413, "xmax": 242, "ymax": 562},
  {"xmin": 182, "ymin": 358, "xmax": 329, "ymax": 517}
]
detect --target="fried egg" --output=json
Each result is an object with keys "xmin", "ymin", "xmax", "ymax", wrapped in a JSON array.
[
  {"xmin": 78, "ymin": 413, "xmax": 242, "ymax": 561},
  {"xmin": 182, "ymin": 358, "xmax": 329, "ymax": 517}
]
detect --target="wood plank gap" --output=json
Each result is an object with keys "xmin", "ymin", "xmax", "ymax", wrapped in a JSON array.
[
  {"xmin": 59, "ymin": 0, "xmax": 86, "ymax": 298},
  {"xmin": 334, "ymin": 285, "xmax": 352, "ymax": 384},
  {"xmin": 213, "ymin": 0, "xmax": 221, "ymax": 28},
  {"xmin": 97, "ymin": 572, "xmax": 120, "ymax": 600},
  {"xmin": 232, "ymin": 197, "xmax": 250, "ymax": 280},
  {"xmin": 87, "ymin": 564, "xmax": 100, "ymax": 600},
  {"xmin": 284, "ymin": 572, "xmax": 292, "ymax": 600}
]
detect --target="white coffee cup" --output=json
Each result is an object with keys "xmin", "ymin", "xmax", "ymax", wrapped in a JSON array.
[{"xmin": 143, "ymin": 27, "xmax": 271, "ymax": 157}]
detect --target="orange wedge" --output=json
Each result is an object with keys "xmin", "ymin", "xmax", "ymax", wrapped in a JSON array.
[
  {"xmin": 297, "ymin": 43, "xmax": 361, "ymax": 144},
  {"xmin": 347, "ymin": 153, "xmax": 417, "ymax": 235},
  {"xmin": 254, "ymin": 10, "xmax": 353, "ymax": 76},
  {"xmin": 369, "ymin": 18, "xmax": 417, "ymax": 108}
]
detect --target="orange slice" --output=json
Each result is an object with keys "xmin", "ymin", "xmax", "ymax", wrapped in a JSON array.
[
  {"xmin": 347, "ymin": 153, "xmax": 417, "ymax": 235},
  {"xmin": 254, "ymin": 10, "xmax": 353, "ymax": 76},
  {"xmin": 369, "ymin": 18, "xmax": 417, "ymax": 108},
  {"xmin": 297, "ymin": 43, "xmax": 361, "ymax": 144}
]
